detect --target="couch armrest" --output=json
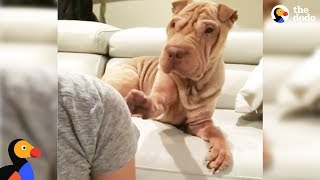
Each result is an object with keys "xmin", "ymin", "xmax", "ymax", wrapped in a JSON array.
[
  {"xmin": 58, "ymin": 20, "xmax": 120, "ymax": 55},
  {"xmin": 58, "ymin": 52, "xmax": 107, "ymax": 78}
]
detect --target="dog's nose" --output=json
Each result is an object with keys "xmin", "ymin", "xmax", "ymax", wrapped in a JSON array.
[{"xmin": 167, "ymin": 47, "xmax": 186, "ymax": 60}]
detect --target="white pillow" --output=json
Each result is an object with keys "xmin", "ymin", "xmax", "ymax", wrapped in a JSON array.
[
  {"xmin": 278, "ymin": 49, "xmax": 320, "ymax": 113},
  {"xmin": 235, "ymin": 59, "xmax": 263, "ymax": 114}
]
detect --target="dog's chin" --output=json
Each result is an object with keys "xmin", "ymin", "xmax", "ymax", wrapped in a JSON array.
[
  {"xmin": 171, "ymin": 70, "xmax": 204, "ymax": 81},
  {"xmin": 160, "ymin": 63, "xmax": 204, "ymax": 81},
  {"xmin": 160, "ymin": 58, "xmax": 204, "ymax": 81},
  {"xmin": 191, "ymin": 73, "xmax": 205, "ymax": 81},
  {"xmin": 187, "ymin": 72, "xmax": 205, "ymax": 81}
]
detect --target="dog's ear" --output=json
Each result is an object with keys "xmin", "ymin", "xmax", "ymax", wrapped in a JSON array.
[
  {"xmin": 218, "ymin": 4, "xmax": 238, "ymax": 23},
  {"xmin": 172, "ymin": 0, "xmax": 191, "ymax": 15}
]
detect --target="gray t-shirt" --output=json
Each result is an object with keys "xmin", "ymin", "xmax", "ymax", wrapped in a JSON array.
[
  {"xmin": 58, "ymin": 73, "xmax": 139, "ymax": 180},
  {"xmin": 0, "ymin": 67, "xmax": 57, "ymax": 179}
]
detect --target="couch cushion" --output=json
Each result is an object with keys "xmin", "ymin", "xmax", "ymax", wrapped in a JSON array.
[
  {"xmin": 219, "ymin": 64, "xmax": 256, "ymax": 109},
  {"xmin": 109, "ymin": 28, "xmax": 262, "ymax": 65},
  {"xmin": 264, "ymin": 103, "xmax": 320, "ymax": 180},
  {"xmin": 0, "ymin": 7, "xmax": 56, "ymax": 43},
  {"xmin": 235, "ymin": 59, "xmax": 263, "ymax": 114},
  {"xmin": 276, "ymin": 49, "xmax": 320, "ymax": 113},
  {"xmin": 58, "ymin": 20, "xmax": 120, "ymax": 55},
  {"xmin": 58, "ymin": 52, "xmax": 107, "ymax": 78},
  {"xmin": 109, "ymin": 28, "xmax": 166, "ymax": 58},
  {"xmin": 224, "ymin": 30, "xmax": 262, "ymax": 65},
  {"xmin": 104, "ymin": 58, "xmax": 256, "ymax": 109},
  {"xmin": 133, "ymin": 109, "xmax": 262, "ymax": 180}
]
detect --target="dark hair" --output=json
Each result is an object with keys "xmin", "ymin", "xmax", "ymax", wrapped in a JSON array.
[
  {"xmin": 58, "ymin": 0, "xmax": 98, "ymax": 22},
  {"xmin": 3, "ymin": 0, "xmax": 56, "ymax": 7}
]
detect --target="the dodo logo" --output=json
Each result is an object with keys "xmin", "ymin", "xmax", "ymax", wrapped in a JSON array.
[
  {"xmin": 0, "ymin": 139, "xmax": 41, "ymax": 180},
  {"xmin": 271, "ymin": 5, "xmax": 289, "ymax": 23}
]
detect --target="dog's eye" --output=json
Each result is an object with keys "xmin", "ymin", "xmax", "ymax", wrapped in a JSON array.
[{"xmin": 205, "ymin": 27, "xmax": 214, "ymax": 33}]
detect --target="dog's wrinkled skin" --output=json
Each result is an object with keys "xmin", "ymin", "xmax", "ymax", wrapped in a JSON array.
[{"xmin": 102, "ymin": 0, "xmax": 238, "ymax": 173}]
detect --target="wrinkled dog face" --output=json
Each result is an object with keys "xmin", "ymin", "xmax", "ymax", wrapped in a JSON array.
[{"xmin": 160, "ymin": 1, "xmax": 237, "ymax": 81}]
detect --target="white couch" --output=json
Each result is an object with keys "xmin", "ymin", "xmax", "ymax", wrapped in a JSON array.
[
  {"xmin": 0, "ymin": 7, "xmax": 57, "ymax": 179},
  {"xmin": 58, "ymin": 20, "xmax": 120, "ymax": 78},
  {"xmin": 58, "ymin": 20, "xmax": 263, "ymax": 180},
  {"xmin": 0, "ymin": 7, "xmax": 56, "ymax": 69},
  {"xmin": 263, "ymin": 20, "xmax": 320, "ymax": 180},
  {"xmin": 2, "ymin": 7, "xmax": 318, "ymax": 179}
]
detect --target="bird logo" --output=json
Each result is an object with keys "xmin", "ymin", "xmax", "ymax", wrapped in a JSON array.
[
  {"xmin": 271, "ymin": 5, "xmax": 289, "ymax": 23},
  {"xmin": 0, "ymin": 139, "xmax": 41, "ymax": 180}
]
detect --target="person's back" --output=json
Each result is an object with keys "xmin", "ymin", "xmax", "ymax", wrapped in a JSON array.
[
  {"xmin": 0, "ymin": 67, "xmax": 57, "ymax": 179},
  {"xmin": 58, "ymin": 73, "xmax": 139, "ymax": 180}
]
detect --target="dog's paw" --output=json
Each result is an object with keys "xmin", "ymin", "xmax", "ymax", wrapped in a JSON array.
[
  {"xmin": 205, "ymin": 139, "xmax": 232, "ymax": 174},
  {"xmin": 125, "ymin": 89, "xmax": 154, "ymax": 118}
]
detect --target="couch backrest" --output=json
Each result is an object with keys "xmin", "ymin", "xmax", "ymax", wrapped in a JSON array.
[
  {"xmin": 58, "ymin": 20, "xmax": 120, "ymax": 55},
  {"xmin": 264, "ymin": 21, "xmax": 320, "ymax": 102},
  {"xmin": 264, "ymin": 21, "xmax": 320, "ymax": 55},
  {"xmin": 109, "ymin": 28, "xmax": 262, "ymax": 65},
  {"xmin": 0, "ymin": 7, "xmax": 57, "ymax": 43},
  {"xmin": 107, "ymin": 28, "xmax": 262, "ymax": 109},
  {"xmin": 0, "ymin": 7, "xmax": 56, "ymax": 69}
]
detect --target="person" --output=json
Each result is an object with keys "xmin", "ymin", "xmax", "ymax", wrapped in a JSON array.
[
  {"xmin": 58, "ymin": 73, "xmax": 139, "ymax": 180},
  {"xmin": 58, "ymin": 0, "xmax": 98, "ymax": 21},
  {"xmin": 0, "ymin": 67, "xmax": 57, "ymax": 179},
  {"xmin": 263, "ymin": 0, "xmax": 280, "ymax": 21},
  {"xmin": 2, "ymin": 0, "xmax": 56, "ymax": 7}
]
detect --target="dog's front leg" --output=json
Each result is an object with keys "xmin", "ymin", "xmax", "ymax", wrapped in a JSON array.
[
  {"xmin": 126, "ymin": 72, "xmax": 178, "ymax": 119},
  {"xmin": 187, "ymin": 120, "xmax": 232, "ymax": 173}
]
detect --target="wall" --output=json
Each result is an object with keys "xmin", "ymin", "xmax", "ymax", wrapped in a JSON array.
[
  {"xmin": 93, "ymin": 0, "xmax": 263, "ymax": 29},
  {"xmin": 284, "ymin": 0, "xmax": 320, "ymax": 16}
]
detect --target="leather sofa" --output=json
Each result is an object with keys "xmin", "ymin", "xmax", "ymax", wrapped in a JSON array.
[
  {"xmin": 0, "ymin": 7, "xmax": 57, "ymax": 179},
  {"xmin": 0, "ymin": 7, "xmax": 56, "ymax": 69},
  {"xmin": 58, "ymin": 20, "xmax": 263, "ymax": 180},
  {"xmin": 263, "ymin": 20, "xmax": 320, "ymax": 180},
  {"xmin": 2, "ymin": 6, "xmax": 319, "ymax": 180}
]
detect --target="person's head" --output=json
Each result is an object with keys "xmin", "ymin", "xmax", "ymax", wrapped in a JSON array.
[{"xmin": 263, "ymin": 0, "xmax": 281, "ymax": 21}]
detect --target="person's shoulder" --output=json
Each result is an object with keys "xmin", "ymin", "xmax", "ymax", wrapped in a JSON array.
[
  {"xmin": 58, "ymin": 73, "xmax": 124, "ymax": 107},
  {"xmin": 59, "ymin": 73, "xmax": 110, "ymax": 88},
  {"xmin": 58, "ymin": 73, "xmax": 99, "ymax": 90}
]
